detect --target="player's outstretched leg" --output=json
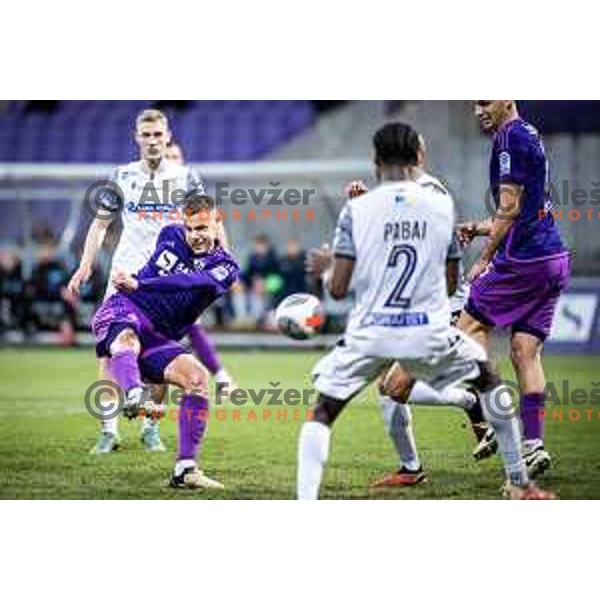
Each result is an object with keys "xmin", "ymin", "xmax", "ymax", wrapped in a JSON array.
[
  {"xmin": 373, "ymin": 363, "xmax": 426, "ymax": 487},
  {"xmin": 475, "ymin": 361, "xmax": 556, "ymax": 499},
  {"xmin": 187, "ymin": 323, "xmax": 237, "ymax": 395},
  {"xmin": 374, "ymin": 397, "xmax": 426, "ymax": 487},
  {"xmin": 297, "ymin": 394, "xmax": 348, "ymax": 500},
  {"xmin": 107, "ymin": 330, "xmax": 164, "ymax": 421},
  {"xmin": 456, "ymin": 311, "xmax": 498, "ymax": 459},
  {"xmin": 108, "ymin": 330, "xmax": 144, "ymax": 406},
  {"xmin": 511, "ymin": 332, "xmax": 551, "ymax": 478},
  {"xmin": 91, "ymin": 329, "xmax": 156, "ymax": 454},
  {"xmin": 164, "ymin": 354, "xmax": 223, "ymax": 490}
]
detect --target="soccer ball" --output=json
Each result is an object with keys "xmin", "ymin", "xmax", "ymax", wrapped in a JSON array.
[{"xmin": 275, "ymin": 293, "xmax": 325, "ymax": 340}]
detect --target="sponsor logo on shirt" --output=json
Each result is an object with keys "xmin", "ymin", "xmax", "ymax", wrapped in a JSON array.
[{"xmin": 499, "ymin": 151, "xmax": 511, "ymax": 177}]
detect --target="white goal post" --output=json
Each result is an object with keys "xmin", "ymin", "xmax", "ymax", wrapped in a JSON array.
[{"xmin": 0, "ymin": 160, "xmax": 373, "ymax": 258}]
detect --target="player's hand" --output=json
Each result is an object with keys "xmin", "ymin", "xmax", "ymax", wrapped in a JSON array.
[
  {"xmin": 467, "ymin": 258, "xmax": 490, "ymax": 283},
  {"xmin": 112, "ymin": 270, "xmax": 139, "ymax": 292},
  {"xmin": 67, "ymin": 264, "xmax": 92, "ymax": 296},
  {"xmin": 306, "ymin": 244, "xmax": 333, "ymax": 277},
  {"xmin": 457, "ymin": 222, "xmax": 479, "ymax": 246},
  {"xmin": 344, "ymin": 180, "xmax": 369, "ymax": 199},
  {"xmin": 61, "ymin": 286, "xmax": 77, "ymax": 305}
]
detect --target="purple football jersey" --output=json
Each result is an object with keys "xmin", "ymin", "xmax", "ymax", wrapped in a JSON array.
[
  {"xmin": 120, "ymin": 224, "xmax": 239, "ymax": 339},
  {"xmin": 490, "ymin": 118, "xmax": 568, "ymax": 263}
]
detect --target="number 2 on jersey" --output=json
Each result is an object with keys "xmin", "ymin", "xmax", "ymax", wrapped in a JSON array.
[{"xmin": 383, "ymin": 244, "xmax": 417, "ymax": 308}]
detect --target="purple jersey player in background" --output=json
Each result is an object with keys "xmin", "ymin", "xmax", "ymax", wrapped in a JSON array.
[
  {"xmin": 457, "ymin": 101, "xmax": 571, "ymax": 478},
  {"xmin": 92, "ymin": 194, "xmax": 239, "ymax": 490}
]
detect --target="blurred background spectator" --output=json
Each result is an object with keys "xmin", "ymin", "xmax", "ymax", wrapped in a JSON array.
[
  {"xmin": 0, "ymin": 250, "xmax": 27, "ymax": 335},
  {"xmin": 279, "ymin": 238, "xmax": 308, "ymax": 298},
  {"xmin": 27, "ymin": 243, "xmax": 77, "ymax": 345},
  {"xmin": 240, "ymin": 235, "xmax": 283, "ymax": 328}
]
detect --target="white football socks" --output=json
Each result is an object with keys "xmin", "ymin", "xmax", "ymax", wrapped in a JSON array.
[
  {"xmin": 214, "ymin": 369, "xmax": 233, "ymax": 385},
  {"xmin": 482, "ymin": 386, "xmax": 529, "ymax": 487},
  {"xmin": 140, "ymin": 416, "xmax": 159, "ymax": 433},
  {"xmin": 297, "ymin": 421, "xmax": 331, "ymax": 500},
  {"xmin": 379, "ymin": 396, "xmax": 420, "ymax": 471},
  {"xmin": 102, "ymin": 416, "xmax": 118, "ymax": 435},
  {"xmin": 175, "ymin": 459, "xmax": 197, "ymax": 476},
  {"xmin": 523, "ymin": 438, "xmax": 543, "ymax": 453},
  {"xmin": 407, "ymin": 380, "xmax": 475, "ymax": 410}
]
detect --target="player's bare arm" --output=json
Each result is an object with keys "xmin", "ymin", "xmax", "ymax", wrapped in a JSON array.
[
  {"xmin": 456, "ymin": 218, "xmax": 493, "ymax": 246},
  {"xmin": 306, "ymin": 244, "xmax": 354, "ymax": 300},
  {"xmin": 305, "ymin": 247, "xmax": 353, "ymax": 300},
  {"xmin": 446, "ymin": 258, "xmax": 460, "ymax": 296},
  {"xmin": 327, "ymin": 256, "xmax": 354, "ymax": 300},
  {"xmin": 67, "ymin": 215, "xmax": 113, "ymax": 295},
  {"xmin": 467, "ymin": 184, "xmax": 522, "ymax": 282}
]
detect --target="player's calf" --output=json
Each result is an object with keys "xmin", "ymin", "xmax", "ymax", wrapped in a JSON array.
[
  {"xmin": 297, "ymin": 393, "xmax": 349, "ymax": 500},
  {"xmin": 106, "ymin": 328, "xmax": 163, "ymax": 420},
  {"xmin": 378, "ymin": 362, "xmax": 414, "ymax": 403},
  {"xmin": 163, "ymin": 354, "xmax": 216, "ymax": 486},
  {"xmin": 510, "ymin": 333, "xmax": 550, "ymax": 470},
  {"xmin": 476, "ymin": 367, "xmax": 556, "ymax": 497},
  {"xmin": 376, "ymin": 395, "xmax": 426, "ymax": 486}
]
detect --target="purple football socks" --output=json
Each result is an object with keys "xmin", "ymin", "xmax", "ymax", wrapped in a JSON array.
[
  {"xmin": 520, "ymin": 392, "xmax": 545, "ymax": 441},
  {"xmin": 178, "ymin": 394, "xmax": 210, "ymax": 461},
  {"xmin": 109, "ymin": 349, "xmax": 142, "ymax": 393}
]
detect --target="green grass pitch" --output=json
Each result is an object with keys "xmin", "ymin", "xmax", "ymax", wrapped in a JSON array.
[{"xmin": 0, "ymin": 348, "xmax": 599, "ymax": 499}]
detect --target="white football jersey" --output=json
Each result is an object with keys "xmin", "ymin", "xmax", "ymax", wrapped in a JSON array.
[
  {"xmin": 101, "ymin": 159, "xmax": 204, "ymax": 296},
  {"xmin": 415, "ymin": 171, "xmax": 469, "ymax": 314},
  {"xmin": 333, "ymin": 179, "xmax": 455, "ymax": 360}
]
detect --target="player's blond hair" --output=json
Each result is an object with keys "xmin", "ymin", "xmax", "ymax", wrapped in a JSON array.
[{"xmin": 136, "ymin": 109, "xmax": 169, "ymax": 130}]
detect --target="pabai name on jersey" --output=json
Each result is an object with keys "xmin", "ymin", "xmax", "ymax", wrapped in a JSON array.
[{"xmin": 384, "ymin": 220, "xmax": 427, "ymax": 242}]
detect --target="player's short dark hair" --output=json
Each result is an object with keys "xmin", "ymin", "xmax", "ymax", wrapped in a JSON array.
[
  {"xmin": 184, "ymin": 193, "xmax": 216, "ymax": 214},
  {"xmin": 373, "ymin": 122, "xmax": 420, "ymax": 167}
]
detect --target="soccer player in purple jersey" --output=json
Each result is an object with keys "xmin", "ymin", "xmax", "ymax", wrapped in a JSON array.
[
  {"xmin": 457, "ymin": 101, "xmax": 571, "ymax": 478},
  {"xmin": 92, "ymin": 194, "xmax": 239, "ymax": 489},
  {"xmin": 70, "ymin": 109, "xmax": 207, "ymax": 454},
  {"xmin": 165, "ymin": 139, "xmax": 238, "ymax": 394}
]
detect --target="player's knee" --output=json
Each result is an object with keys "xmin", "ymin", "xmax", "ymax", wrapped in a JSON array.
[
  {"xmin": 510, "ymin": 337, "xmax": 540, "ymax": 369},
  {"xmin": 182, "ymin": 366, "xmax": 208, "ymax": 396},
  {"xmin": 151, "ymin": 384, "xmax": 167, "ymax": 404},
  {"xmin": 182, "ymin": 378, "xmax": 207, "ymax": 396},
  {"xmin": 379, "ymin": 364, "xmax": 413, "ymax": 402},
  {"xmin": 110, "ymin": 328, "xmax": 141, "ymax": 355},
  {"xmin": 456, "ymin": 311, "xmax": 478, "ymax": 335},
  {"xmin": 472, "ymin": 360, "xmax": 501, "ymax": 393},
  {"xmin": 457, "ymin": 313, "xmax": 489, "ymax": 347},
  {"xmin": 313, "ymin": 394, "xmax": 347, "ymax": 427}
]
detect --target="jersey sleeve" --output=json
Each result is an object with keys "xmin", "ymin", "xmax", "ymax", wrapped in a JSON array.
[
  {"xmin": 137, "ymin": 257, "xmax": 239, "ymax": 294},
  {"xmin": 497, "ymin": 129, "xmax": 529, "ymax": 186},
  {"xmin": 332, "ymin": 202, "xmax": 356, "ymax": 259}
]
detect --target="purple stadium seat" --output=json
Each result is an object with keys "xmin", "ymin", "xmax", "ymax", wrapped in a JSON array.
[{"xmin": 0, "ymin": 100, "xmax": 316, "ymax": 163}]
